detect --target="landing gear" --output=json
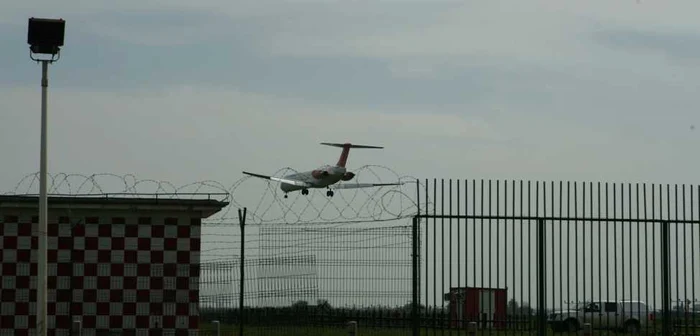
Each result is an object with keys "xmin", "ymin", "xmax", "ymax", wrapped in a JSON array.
[{"xmin": 284, "ymin": 188, "xmax": 331, "ymax": 198}]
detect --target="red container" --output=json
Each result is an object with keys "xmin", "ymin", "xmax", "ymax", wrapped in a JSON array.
[{"xmin": 445, "ymin": 287, "xmax": 508, "ymax": 329}]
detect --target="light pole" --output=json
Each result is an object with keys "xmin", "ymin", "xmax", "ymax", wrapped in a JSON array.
[{"xmin": 27, "ymin": 17, "xmax": 65, "ymax": 336}]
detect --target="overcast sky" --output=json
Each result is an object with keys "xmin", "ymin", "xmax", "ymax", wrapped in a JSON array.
[{"xmin": 2, "ymin": 0, "xmax": 700, "ymax": 197}]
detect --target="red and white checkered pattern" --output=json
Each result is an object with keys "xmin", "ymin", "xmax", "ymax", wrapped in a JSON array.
[{"xmin": 0, "ymin": 215, "xmax": 201, "ymax": 335}]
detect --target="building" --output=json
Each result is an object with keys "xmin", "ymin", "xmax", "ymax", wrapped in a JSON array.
[
  {"xmin": 444, "ymin": 286, "xmax": 508, "ymax": 329},
  {"xmin": 0, "ymin": 194, "xmax": 228, "ymax": 335}
]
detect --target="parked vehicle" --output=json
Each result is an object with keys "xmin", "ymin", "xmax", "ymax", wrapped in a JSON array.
[{"xmin": 547, "ymin": 300, "xmax": 651, "ymax": 333}]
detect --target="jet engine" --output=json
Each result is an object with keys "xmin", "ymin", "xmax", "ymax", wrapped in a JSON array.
[
  {"xmin": 311, "ymin": 170, "xmax": 330, "ymax": 179},
  {"xmin": 341, "ymin": 172, "xmax": 355, "ymax": 181}
]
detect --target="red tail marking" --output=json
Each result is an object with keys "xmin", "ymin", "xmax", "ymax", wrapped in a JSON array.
[{"xmin": 336, "ymin": 143, "xmax": 352, "ymax": 167}]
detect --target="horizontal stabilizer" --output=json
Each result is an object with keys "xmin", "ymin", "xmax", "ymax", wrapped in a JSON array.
[{"xmin": 320, "ymin": 142, "xmax": 383, "ymax": 149}]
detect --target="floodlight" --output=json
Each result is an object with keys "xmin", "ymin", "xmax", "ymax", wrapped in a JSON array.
[{"xmin": 28, "ymin": 17, "xmax": 65, "ymax": 61}]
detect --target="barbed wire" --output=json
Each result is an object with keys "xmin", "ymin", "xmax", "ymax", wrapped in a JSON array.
[
  {"xmin": 3, "ymin": 168, "xmax": 423, "ymax": 309},
  {"xmin": 5, "ymin": 172, "xmax": 231, "ymax": 200},
  {"xmin": 221, "ymin": 165, "xmax": 422, "ymax": 225},
  {"xmin": 4, "ymin": 168, "xmax": 434, "ymax": 226}
]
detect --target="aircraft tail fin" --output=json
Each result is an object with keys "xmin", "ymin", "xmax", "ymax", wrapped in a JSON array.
[{"xmin": 320, "ymin": 142, "xmax": 383, "ymax": 167}]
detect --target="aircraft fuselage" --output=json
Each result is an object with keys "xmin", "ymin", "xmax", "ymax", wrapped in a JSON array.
[{"xmin": 280, "ymin": 165, "xmax": 346, "ymax": 192}]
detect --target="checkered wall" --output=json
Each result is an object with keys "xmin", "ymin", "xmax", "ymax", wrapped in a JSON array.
[{"xmin": 0, "ymin": 214, "xmax": 202, "ymax": 336}]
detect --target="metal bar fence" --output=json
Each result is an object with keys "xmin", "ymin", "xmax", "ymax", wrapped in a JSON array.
[{"xmin": 413, "ymin": 179, "xmax": 700, "ymax": 336}]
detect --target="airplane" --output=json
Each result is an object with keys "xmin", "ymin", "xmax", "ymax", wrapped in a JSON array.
[{"xmin": 242, "ymin": 142, "xmax": 403, "ymax": 198}]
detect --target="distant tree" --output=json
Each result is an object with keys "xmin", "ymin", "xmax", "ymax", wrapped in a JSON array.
[
  {"xmin": 402, "ymin": 301, "xmax": 426, "ymax": 312},
  {"xmin": 507, "ymin": 298, "xmax": 520, "ymax": 315},
  {"xmin": 519, "ymin": 302, "xmax": 534, "ymax": 316},
  {"xmin": 672, "ymin": 303, "xmax": 686, "ymax": 313},
  {"xmin": 317, "ymin": 299, "xmax": 332, "ymax": 311},
  {"xmin": 292, "ymin": 300, "xmax": 308, "ymax": 310}
]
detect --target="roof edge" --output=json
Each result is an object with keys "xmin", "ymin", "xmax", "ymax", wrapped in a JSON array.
[{"xmin": 0, "ymin": 195, "xmax": 229, "ymax": 219}]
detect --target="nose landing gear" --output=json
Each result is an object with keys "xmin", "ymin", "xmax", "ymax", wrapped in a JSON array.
[{"xmin": 326, "ymin": 190, "xmax": 334, "ymax": 197}]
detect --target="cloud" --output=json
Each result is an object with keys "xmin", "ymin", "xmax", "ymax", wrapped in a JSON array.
[
  {"xmin": 252, "ymin": 2, "xmax": 594, "ymax": 68},
  {"xmin": 4, "ymin": 82, "xmax": 699, "ymax": 195},
  {"xmin": 78, "ymin": 10, "xmax": 234, "ymax": 47},
  {"xmin": 3, "ymin": 1, "xmax": 586, "ymax": 77},
  {"xmin": 593, "ymin": 28, "xmax": 700, "ymax": 64},
  {"xmin": 0, "ymin": 1, "xmax": 287, "ymax": 47},
  {"xmin": 0, "ymin": 85, "xmax": 498, "ymax": 182},
  {"xmin": 233, "ymin": 1, "xmax": 700, "ymax": 79}
]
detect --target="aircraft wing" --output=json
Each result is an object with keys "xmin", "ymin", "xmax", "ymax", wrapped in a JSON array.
[
  {"xmin": 242, "ymin": 171, "xmax": 313, "ymax": 187},
  {"xmin": 332, "ymin": 182, "xmax": 404, "ymax": 189}
]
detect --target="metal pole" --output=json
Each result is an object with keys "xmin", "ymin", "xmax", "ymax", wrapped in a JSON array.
[
  {"xmin": 71, "ymin": 320, "xmax": 81, "ymax": 336},
  {"xmin": 347, "ymin": 321, "xmax": 358, "ymax": 336},
  {"xmin": 537, "ymin": 219, "xmax": 546, "ymax": 336},
  {"xmin": 37, "ymin": 59, "xmax": 49, "ymax": 336},
  {"xmin": 581, "ymin": 322, "xmax": 592, "ymax": 336},
  {"xmin": 212, "ymin": 320, "xmax": 220, "ymax": 336},
  {"xmin": 661, "ymin": 221, "xmax": 671, "ymax": 336},
  {"xmin": 238, "ymin": 208, "xmax": 246, "ymax": 336},
  {"xmin": 412, "ymin": 216, "xmax": 420, "ymax": 336},
  {"xmin": 468, "ymin": 321, "xmax": 477, "ymax": 336}
]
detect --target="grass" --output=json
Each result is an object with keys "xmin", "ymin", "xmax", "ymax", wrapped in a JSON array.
[{"xmin": 199, "ymin": 322, "xmax": 700, "ymax": 336}]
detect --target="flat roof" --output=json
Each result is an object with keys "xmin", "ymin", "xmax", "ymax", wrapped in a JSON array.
[{"xmin": 0, "ymin": 194, "xmax": 229, "ymax": 218}]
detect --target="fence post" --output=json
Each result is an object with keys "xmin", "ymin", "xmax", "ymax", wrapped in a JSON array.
[
  {"xmin": 412, "ymin": 216, "xmax": 420, "ymax": 336},
  {"xmin": 581, "ymin": 322, "xmax": 591, "ymax": 336},
  {"xmin": 537, "ymin": 219, "xmax": 547, "ymax": 336},
  {"xmin": 238, "ymin": 207, "xmax": 247, "ymax": 336},
  {"xmin": 212, "ymin": 320, "xmax": 220, "ymax": 336},
  {"xmin": 661, "ymin": 220, "xmax": 671, "ymax": 336},
  {"xmin": 347, "ymin": 321, "xmax": 358, "ymax": 335},
  {"xmin": 468, "ymin": 321, "xmax": 478, "ymax": 336},
  {"xmin": 71, "ymin": 320, "xmax": 81, "ymax": 336}
]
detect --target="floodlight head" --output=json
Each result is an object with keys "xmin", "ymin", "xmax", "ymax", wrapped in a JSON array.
[{"xmin": 27, "ymin": 17, "xmax": 65, "ymax": 59}]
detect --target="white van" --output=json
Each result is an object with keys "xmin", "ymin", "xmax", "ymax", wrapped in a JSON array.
[{"xmin": 547, "ymin": 300, "xmax": 652, "ymax": 333}]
